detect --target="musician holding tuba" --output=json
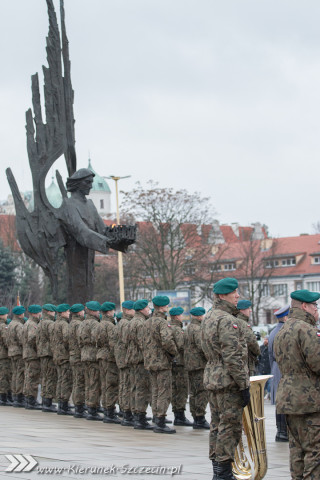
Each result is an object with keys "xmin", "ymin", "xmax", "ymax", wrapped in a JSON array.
[{"xmin": 201, "ymin": 277, "xmax": 250, "ymax": 480}]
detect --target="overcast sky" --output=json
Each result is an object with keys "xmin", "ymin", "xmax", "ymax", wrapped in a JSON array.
[{"xmin": 1, "ymin": 0, "xmax": 320, "ymax": 237}]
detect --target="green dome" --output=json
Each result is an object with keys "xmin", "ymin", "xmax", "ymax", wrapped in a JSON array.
[
  {"xmin": 88, "ymin": 159, "xmax": 111, "ymax": 193},
  {"xmin": 46, "ymin": 178, "xmax": 63, "ymax": 208}
]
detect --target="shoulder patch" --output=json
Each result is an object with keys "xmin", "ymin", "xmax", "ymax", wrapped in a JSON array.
[
  {"xmin": 168, "ymin": 324, "xmax": 171, "ymax": 327},
  {"xmin": 317, "ymin": 332, "xmax": 320, "ymax": 337},
  {"xmin": 233, "ymin": 324, "xmax": 238, "ymax": 329}
]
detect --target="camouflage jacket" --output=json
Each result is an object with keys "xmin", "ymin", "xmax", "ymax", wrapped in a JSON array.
[
  {"xmin": 114, "ymin": 314, "xmax": 132, "ymax": 369},
  {"xmin": 201, "ymin": 298, "xmax": 250, "ymax": 392},
  {"xmin": 78, "ymin": 313, "xmax": 100, "ymax": 362},
  {"xmin": 22, "ymin": 316, "xmax": 39, "ymax": 360},
  {"xmin": 7, "ymin": 315, "xmax": 24, "ymax": 357},
  {"xmin": 36, "ymin": 312, "xmax": 55, "ymax": 357},
  {"xmin": 235, "ymin": 312, "xmax": 260, "ymax": 375},
  {"xmin": 274, "ymin": 307, "xmax": 320, "ymax": 414},
  {"xmin": 184, "ymin": 317, "xmax": 207, "ymax": 371},
  {"xmin": 51, "ymin": 315, "xmax": 70, "ymax": 365},
  {"xmin": 126, "ymin": 311, "xmax": 148, "ymax": 365},
  {"xmin": 69, "ymin": 314, "xmax": 84, "ymax": 364},
  {"xmin": 0, "ymin": 319, "xmax": 8, "ymax": 359},
  {"xmin": 144, "ymin": 312, "xmax": 178, "ymax": 371},
  {"xmin": 169, "ymin": 317, "xmax": 185, "ymax": 366},
  {"xmin": 97, "ymin": 315, "xmax": 116, "ymax": 362}
]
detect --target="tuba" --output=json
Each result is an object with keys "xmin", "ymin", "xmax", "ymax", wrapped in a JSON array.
[{"xmin": 233, "ymin": 375, "xmax": 273, "ymax": 480}]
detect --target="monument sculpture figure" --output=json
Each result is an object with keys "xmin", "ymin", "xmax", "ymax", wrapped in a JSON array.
[{"xmin": 5, "ymin": 0, "xmax": 136, "ymax": 303}]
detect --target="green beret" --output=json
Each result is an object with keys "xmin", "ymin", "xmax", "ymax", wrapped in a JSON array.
[
  {"xmin": 28, "ymin": 304, "xmax": 42, "ymax": 314},
  {"xmin": 169, "ymin": 307, "xmax": 184, "ymax": 316},
  {"xmin": 122, "ymin": 300, "xmax": 134, "ymax": 309},
  {"xmin": 190, "ymin": 307, "xmax": 206, "ymax": 316},
  {"xmin": 290, "ymin": 290, "xmax": 320, "ymax": 303},
  {"xmin": 237, "ymin": 300, "xmax": 252, "ymax": 310},
  {"xmin": 86, "ymin": 301, "xmax": 101, "ymax": 311},
  {"xmin": 42, "ymin": 304, "xmax": 57, "ymax": 312},
  {"xmin": 6, "ymin": 318, "xmax": 12, "ymax": 324},
  {"xmin": 56, "ymin": 303, "xmax": 71, "ymax": 313},
  {"xmin": 101, "ymin": 302, "xmax": 116, "ymax": 312},
  {"xmin": 152, "ymin": 295, "xmax": 170, "ymax": 307},
  {"xmin": 116, "ymin": 312, "xmax": 123, "ymax": 320},
  {"xmin": 0, "ymin": 307, "xmax": 9, "ymax": 315},
  {"xmin": 134, "ymin": 299, "xmax": 149, "ymax": 311},
  {"xmin": 12, "ymin": 306, "xmax": 26, "ymax": 315},
  {"xmin": 213, "ymin": 277, "xmax": 239, "ymax": 294},
  {"xmin": 70, "ymin": 303, "xmax": 85, "ymax": 313}
]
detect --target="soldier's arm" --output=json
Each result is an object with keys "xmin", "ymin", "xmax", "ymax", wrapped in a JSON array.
[
  {"xmin": 159, "ymin": 321, "xmax": 178, "ymax": 356},
  {"xmin": 300, "ymin": 325, "xmax": 320, "ymax": 375},
  {"xmin": 28, "ymin": 324, "xmax": 37, "ymax": 350},
  {"xmin": 246, "ymin": 328, "xmax": 260, "ymax": 358}
]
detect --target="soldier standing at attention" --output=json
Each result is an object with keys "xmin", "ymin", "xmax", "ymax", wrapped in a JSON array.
[
  {"xmin": 185, "ymin": 307, "xmax": 209, "ymax": 429},
  {"xmin": 7, "ymin": 305, "xmax": 26, "ymax": 408},
  {"xmin": 0, "ymin": 307, "xmax": 11, "ymax": 406},
  {"xmin": 144, "ymin": 296, "xmax": 178, "ymax": 434},
  {"xmin": 236, "ymin": 300, "xmax": 260, "ymax": 376},
  {"xmin": 98, "ymin": 301, "xmax": 120, "ymax": 424},
  {"xmin": 201, "ymin": 278, "xmax": 250, "ymax": 480},
  {"xmin": 114, "ymin": 300, "xmax": 135, "ymax": 427},
  {"xmin": 36, "ymin": 304, "xmax": 57, "ymax": 412},
  {"xmin": 69, "ymin": 304, "xmax": 86, "ymax": 418},
  {"xmin": 78, "ymin": 301, "xmax": 102, "ymax": 421},
  {"xmin": 126, "ymin": 299, "xmax": 153, "ymax": 430},
  {"xmin": 168, "ymin": 307, "xmax": 192, "ymax": 427},
  {"xmin": 23, "ymin": 305, "xmax": 42, "ymax": 410},
  {"xmin": 274, "ymin": 290, "xmax": 320, "ymax": 480},
  {"xmin": 52, "ymin": 304, "xmax": 73, "ymax": 415}
]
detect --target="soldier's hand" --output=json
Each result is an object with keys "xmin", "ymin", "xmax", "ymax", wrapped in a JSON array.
[{"xmin": 240, "ymin": 387, "xmax": 250, "ymax": 408}]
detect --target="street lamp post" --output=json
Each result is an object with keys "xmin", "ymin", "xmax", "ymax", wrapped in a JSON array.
[{"xmin": 106, "ymin": 175, "xmax": 131, "ymax": 305}]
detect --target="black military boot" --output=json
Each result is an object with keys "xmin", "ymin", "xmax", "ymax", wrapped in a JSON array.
[
  {"xmin": 0, "ymin": 393, "xmax": 8, "ymax": 406},
  {"xmin": 193, "ymin": 415, "xmax": 210, "ymax": 429},
  {"xmin": 173, "ymin": 410, "xmax": 193, "ymax": 426},
  {"xmin": 103, "ymin": 407, "xmax": 121, "ymax": 424},
  {"xmin": 25, "ymin": 396, "xmax": 42, "ymax": 410},
  {"xmin": 57, "ymin": 400, "xmax": 74, "ymax": 415},
  {"xmin": 86, "ymin": 406, "xmax": 103, "ymax": 421},
  {"xmin": 134, "ymin": 413, "xmax": 153, "ymax": 430},
  {"xmin": 121, "ymin": 410, "xmax": 135, "ymax": 427},
  {"xmin": 216, "ymin": 461, "xmax": 236, "ymax": 480},
  {"xmin": 74, "ymin": 404, "xmax": 87, "ymax": 418},
  {"xmin": 152, "ymin": 415, "xmax": 172, "ymax": 424},
  {"xmin": 42, "ymin": 397, "xmax": 57, "ymax": 413},
  {"xmin": 212, "ymin": 459, "xmax": 218, "ymax": 480},
  {"xmin": 97, "ymin": 405, "xmax": 104, "ymax": 413},
  {"xmin": 117, "ymin": 408, "xmax": 124, "ymax": 418},
  {"xmin": 153, "ymin": 416, "xmax": 176, "ymax": 434},
  {"xmin": 13, "ymin": 393, "xmax": 25, "ymax": 408}
]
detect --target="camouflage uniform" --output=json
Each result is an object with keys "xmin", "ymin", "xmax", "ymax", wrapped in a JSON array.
[
  {"xmin": 144, "ymin": 311, "xmax": 178, "ymax": 417},
  {"xmin": 78, "ymin": 313, "xmax": 101, "ymax": 407},
  {"xmin": 7, "ymin": 315, "xmax": 25, "ymax": 396},
  {"xmin": 201, "ymin": 298, "xmax": 249, "ymax": 462},
  {"xmin": 236, "ymin": 312, "xmax": 260, "ymax": 376},
  {"xmin": 0, "ymin": 318, "xmax": 10, "ymax": 396},
  {"xmin": 36, "ymin": 312, "xmax": 57, "ymax": 400},
  {"xmin": 114, "ymin": 313, "xmax": 132, "ymax": 412},
  {"xmin": 126, "ymin": 311, "xmax": 150, "ymax": 414},
  {"xmin": 185, "ymin": 317, "xmax": 208, "ymax": 417},
  {"xmin": 169, "ymin": 317, "xmax": 188, "ymax": 412},
  {"xmin": 69, "ymin": 313, "xmax": 85, "ymax": 406},
  {"xmin": 97, "ymin": 314, "xmax": 119, "ymax": 409},
  {"xmin": 22, "ymin": 316, "xmax": 40, "ymax": 398},
  {"xmin": 51, "ymin": 314, "xmax": 72, "ymax": 402},
  {"xmin": 274, "ymin": 307, "xmax": 320, "ymax": 480}
]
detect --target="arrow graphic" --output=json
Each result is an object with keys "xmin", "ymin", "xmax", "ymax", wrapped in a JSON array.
[
  {"xmin": 5, "ymin": 455, "xmax": 19, "ymax": 472},
  {"xmin": 5, "ymin": 454, "xmax": 38, "ymax": 472}
]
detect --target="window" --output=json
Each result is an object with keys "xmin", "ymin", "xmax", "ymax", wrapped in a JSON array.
[
  {"xmin": 184, "ymin": 265, "xmax": 196, "ymax": 276},
  {"xmin": 210, "ymin": 264, "xmax": 221, "ymax": 272},
  {"xmin": 265, "ymin": 260, "xmax": 279, "ymax": 268},
  {"xmin": 240, "ymin": 284, "xmax": 250, "ymax": 297},
  {"xmin": 273, "ymin": 284, "xmax": 287, "ymax": 297},
  {"xmin": 260, "ymin": 284, "xmax": 270, "ymax": 297},
  {"xmin": 223, "ymin": 263, "xmax": 236, "ymax": 271},
  {"xmin": 313, "ymin": 257, "xmax": 320, "ymax": 264},
  {"xmin": 306, "ymin": 281, "xmax": 320, "ymax": 292},
  {"xmin": 100, "ymin": 199, "xmax": 104, "ymax": 209},
  {"xmin": 98, "ymin": 182, "xmax": 103, "ymax": 188},
  {"xmin": 281, "ymin": 258, "xmax": 296, "ymax": 266}
]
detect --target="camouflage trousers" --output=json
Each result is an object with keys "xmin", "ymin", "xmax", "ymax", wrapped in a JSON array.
[
  {"xmin": 208, "ymin": 389, "xmax": 243, "ymax": 462},
  {"xmin": 71, "ymin": 362, "xmax": 85, "ymax": 405},
  {"xmin": 286, "ymin": 412, "xmax": 320, "ymax": 480},
  {"xmin": 0, "ymin": 358, "xmax": 11, "ymax": 394},
  {"xmin": 24, "ymin": 359, "xmax": 40, "ymax": 398},
  {"xmin": 105, "ymin": 361, "xmax": 119, "ymax": 409},
  {"xmin": 99, "ymin": 359, "xmax": 107, "ymax": 407},
  {"xmin": 40, "ymin": 356, "xmax": 57, "ymax": 399},
  {"xmin": 10, "ymin": 355, "xmax": 25, "ymax": 395},
  {"xmin": 56, "ymin": 361, "xmax": 72, "ymax": 402},
  {"xmin": 83, "ymin": 361, "xmax": 101, "ymax": 408},
  {"xmin": 188, "ymin": 369, "xmax": 208, "ymax": 417},
  {"xmin": 119, "ymin": 367, "xmax": 131, "ymax": 412},
  {"xmin": 172, "ymin": 365, "xmax": 188, "ymax": 412},
  {"xmin": 150, "ymin": 369, "xmax": 172, "ymax": 418},
  {"xmin": 130, "ymin": 363, "xmax": 150, "ymax": 414}
]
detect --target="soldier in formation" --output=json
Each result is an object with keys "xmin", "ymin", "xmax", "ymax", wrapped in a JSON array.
[
  {"xmin": 235, "ymin": 299, "xmax": 260, "ymax": 376},
  {"xmin": 23, "ymin": 305, "xmax": 42, "ymax": 409},
  {"xmin": 69, "ymin": 303, "xmax": 86, "ymax": 418},
  {"xmin": 0, "ymin": 307, "xmax": 11, "ymax": 406}
]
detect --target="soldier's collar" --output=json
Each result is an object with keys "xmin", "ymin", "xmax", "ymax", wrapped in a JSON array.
[
  {"xmin": 288, "ymin": 307, "xmax": 317, "ymax": 326},
  {"xmin": 213, "ymin": 298, "xmax": 238, "ymax": 316}
]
